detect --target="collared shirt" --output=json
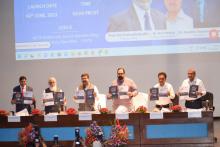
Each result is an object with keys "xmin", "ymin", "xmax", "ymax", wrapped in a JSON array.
[
  {"xmin": 180, "ymin": 78, "xmax": 206, "ymax": 101},
  {"xmin": 112, "ymin": 77, "xmax": 138, "ymax": 97},
  {"xmin": 111, "ymin": 77, "xmax": 138, "ymax": 112},
  {"xmin": 154, "ymin": 82, "xmax": 175, "ymax": 105},
  {"xmin": 133, "ymin": 2, "xmax": 155, "ymax": 31},
  {"xmin": 20, "ymin": 85, "xmax": 27, "ymax": 93},
  {"xmin": 166, "ymin": 9, "xmax": 193, "ymax": 31}
]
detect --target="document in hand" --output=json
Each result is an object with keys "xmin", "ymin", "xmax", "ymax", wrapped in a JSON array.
[
  {"xmin": 109, "ymin": 85, "xmax": 118, "ymax": 99},
  {"xmin": 150, "ymin": 87, "xmax": 159, "ymax": 101},
  {"xmin": 189, "ymin": 85, "xmax": 199, "ymax": 98}
]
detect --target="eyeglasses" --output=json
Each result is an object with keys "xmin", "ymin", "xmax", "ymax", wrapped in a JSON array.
[{"xmin": 49, "ymin": 81, "xmax": 55, "ymax": 84}]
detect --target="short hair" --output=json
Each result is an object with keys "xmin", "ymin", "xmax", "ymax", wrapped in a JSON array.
[
  {"xmin": 81, "ymin": 73, "xmax": 90, "ymax": 78},
  {"xmin": 19, "ymin": 76, "xmax": 27, "ymax": 81},
  {"xmin": 158, "ymin": 72, "xmax": 167, "ymax": 79},
  {"xmin": 117, "ymin": 67, "xmax": 125, "ymax": 73}
]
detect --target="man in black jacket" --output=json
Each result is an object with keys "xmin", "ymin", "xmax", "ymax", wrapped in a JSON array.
[{"xmin": 11, "ymin": 76, "xmax": 34, "ymax": 114}]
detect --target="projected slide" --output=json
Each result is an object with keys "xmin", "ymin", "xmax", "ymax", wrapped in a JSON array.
[{"xmin": 14, "ymin": 0, "xmax": 220, "ymax": 60}]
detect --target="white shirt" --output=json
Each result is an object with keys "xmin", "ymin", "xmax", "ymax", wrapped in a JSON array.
[
  {"xmin": 133, "ymin": 3, "xmax": 155, "ymax": 31},
  {"xmin": 166, "ymin": 10, "xmax": 193, "ymax": 31},
  {"xmin": 180, "ymin": 78, "xmax": 206, "ymax": 101},
  {"xmin": 153, "ymin": 82, "xmax": 175, "ymax": 105}
]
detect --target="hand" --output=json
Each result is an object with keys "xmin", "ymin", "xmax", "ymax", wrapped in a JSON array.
[
  {"xmin": 153, "ymin": 108, "xmax": 160, "ymax": 112},
  {"xmin": 196, "ymin": 91, "xmax": 203, "ymax": 96},
  {"xmin": 148, "ymin": 92, "xmax": 152, "ymax": 98},
  {"xmin": 107, "ymin": 93, "xmax": 112, "ymax": 99},
  {"xmin": 32, "ymin": 98, "xmax": 36, "ymax": 104},
  {"xmin": 127, "ymin": 92, "xmax": 133, "ymax": 98},
  {"xmin": 167, "ymin": 91, "xmax": 170, "ymax": 96},
  {"xmin": 73, "ymin": 96, "xmax": 77, "ymax": 100},
  {"xmin": 64, "ymin": 97, "xmax": 67, "ymax": 105},
  {"xmin": 11, "ymin": 99, "xmax": 16, "ymax": 104}
]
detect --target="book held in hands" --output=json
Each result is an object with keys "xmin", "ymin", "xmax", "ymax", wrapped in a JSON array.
[
  {"xmin": 150, "ymin": 87, "xmax": 159, "ymax": 101},
  {"xmin": 109, "ymin": 85, "xmax": 118, "ymax": 99},
  {"xmin": 189, "ymin": 85, "xmax": 199, "ymax": 98}
]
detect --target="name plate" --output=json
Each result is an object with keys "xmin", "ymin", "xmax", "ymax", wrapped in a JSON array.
[
  {"xmin": 78, "ymin": 113, "xmax": 92, "ymax": 121},
  {"xmin": 188, "ymin": 111, "xmax": 202, "ymax": 118},
  {"xmin": 115, "ymin": 113, "xmax": 129, "ymax": 120},
  {"xmin": 150, "ymin": 112, "xmax": 164, "ymax": 119},
  {"xmin": 8, "ymin": 116, "xmax": 20, "ymax": 122},
  {"xmin": 44, "ymin": 115, "xmax": 58, "ymax": 122}
]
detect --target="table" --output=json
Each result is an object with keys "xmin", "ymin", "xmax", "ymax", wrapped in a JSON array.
[{"xmin": 0, "ymin": 111, "xmax": 214, "ymax": 147}]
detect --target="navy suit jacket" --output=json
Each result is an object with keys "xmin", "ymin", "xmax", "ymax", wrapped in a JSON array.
[{"xmin": 12, "ymin": 85, "xmax": 33, "ymax": 113}]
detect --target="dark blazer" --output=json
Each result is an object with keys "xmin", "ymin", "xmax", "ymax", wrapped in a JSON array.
[{"xmin": 12, "ymin": 85, "xmax": 33, "ymax": 113}]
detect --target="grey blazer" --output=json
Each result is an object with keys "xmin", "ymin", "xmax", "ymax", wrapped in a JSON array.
[{"xmin": 108, "ymin": 5, "xmax": 166, "ymax": 32}]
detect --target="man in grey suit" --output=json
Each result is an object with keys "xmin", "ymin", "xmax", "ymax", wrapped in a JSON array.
[
  {"xmin": 11, "ymin": 76, "xmax": 35, "ymax": 114},
  {"xmin": 107, "ymin": 0, "xmax": 166, "ymax": 32}
]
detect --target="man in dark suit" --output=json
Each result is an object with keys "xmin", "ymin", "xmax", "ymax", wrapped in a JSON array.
[
  {"xmin": 107, "ymin": 0, "xmax": 166, "ymax": 32},
  {"xmin": 11, "ymin": 76, "xmax": 34, "ymax": 114}
]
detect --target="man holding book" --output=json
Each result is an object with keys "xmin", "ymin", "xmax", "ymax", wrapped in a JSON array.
[
  {"xmin": 150, "ymin": 72, "xmax": 175, "ymax": 112},
  {"xmin": 179, "ymin": 68, "xmax": 206, "ymax": 109},
  {"xmin": 73, "ymin": 73, "xmax": 99, "ymax": 111},
  {"xmin": 108, "ymin": 67, "xmax": 138, "ymax": 112}
]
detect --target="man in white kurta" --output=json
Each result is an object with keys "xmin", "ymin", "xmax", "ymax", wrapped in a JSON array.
[
  {"xmin": 179, "ymin": 68, "xmax": 206, "ymax": 110},
  {"xmin": 153, "ymin": 72, "xmax": 175, "ymax": 111}
]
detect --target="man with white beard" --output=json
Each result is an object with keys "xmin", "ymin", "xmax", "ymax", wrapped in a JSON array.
[{"xmin": 43, "ymin": 77, "xmax": 66, "ymax": 114}]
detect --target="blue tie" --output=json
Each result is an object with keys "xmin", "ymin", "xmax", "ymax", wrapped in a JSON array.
[{"xmin": 144, "ymin": 12, "xmax": 151, "ymax": 30}]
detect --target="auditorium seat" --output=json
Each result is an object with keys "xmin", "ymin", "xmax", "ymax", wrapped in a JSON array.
[{"xmin": 201, "ymin": 91, "xmax": 215, "ymax": 111}]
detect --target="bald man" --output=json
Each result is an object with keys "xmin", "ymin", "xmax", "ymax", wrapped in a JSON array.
[{"xmin": 179, "ymin": 68, "xmax": 206, "ymax": 109}]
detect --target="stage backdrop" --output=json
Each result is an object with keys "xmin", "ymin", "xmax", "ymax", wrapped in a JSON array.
[{"xmin": 0, "ymin": 0, "xmax": 220, "ymax": 116}]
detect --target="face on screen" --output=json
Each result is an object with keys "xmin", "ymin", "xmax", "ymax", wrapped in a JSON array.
[{"xmin": 164, "ymin": 0, "xmax": 182, "ymax": 13}]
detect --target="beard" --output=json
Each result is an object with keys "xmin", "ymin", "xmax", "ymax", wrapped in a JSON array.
[
  {"xmin": 49, "ymin": 86, "xmax": 57, "ymax": 92},
  {"xmin": 118, "ymin": 76, "xmax": 124, "ymax": 81}
]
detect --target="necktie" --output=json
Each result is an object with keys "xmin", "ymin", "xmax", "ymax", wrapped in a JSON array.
[
  {"xmin": 21, "ymin": 87, "xmax": 24, "ymax": 97},
  {"xmin": 144, "ymin": 12, "xmax": 152, "ymax": 30}
]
